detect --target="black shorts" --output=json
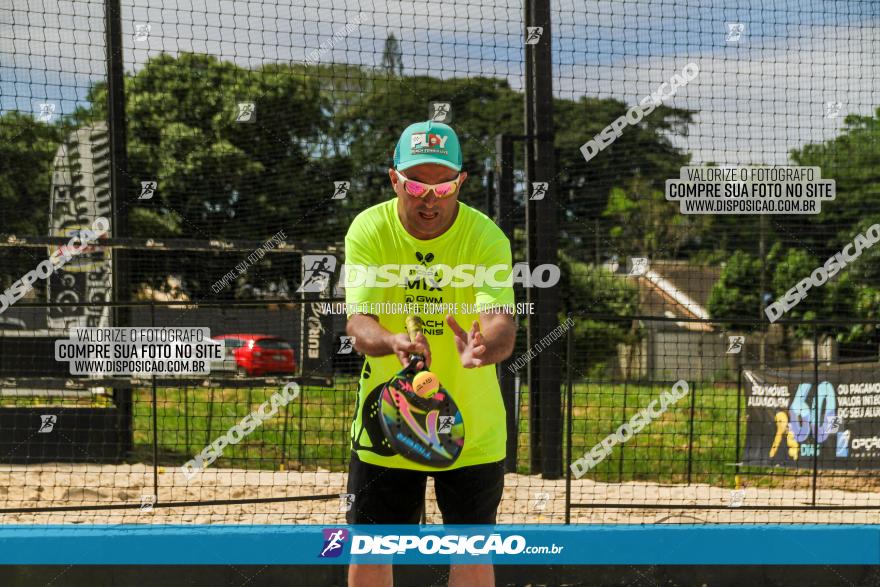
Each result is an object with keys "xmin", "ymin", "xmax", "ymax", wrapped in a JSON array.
[{"xmin": 345, "ymin": 452, "xmax": 505, "ymax": 525}]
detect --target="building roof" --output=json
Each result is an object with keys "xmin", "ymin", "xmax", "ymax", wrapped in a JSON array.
[{"xmin": 609, "ymin": 260, "xmax": 722, "ymax": 332}]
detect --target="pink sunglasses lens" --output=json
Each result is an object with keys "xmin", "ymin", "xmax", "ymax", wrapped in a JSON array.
[
  {"xmin": 434, "ymin": 182, "xmax": 456, "ymax": 197},
  {"xmin": 405, "ymin": 181, "xmax": 427, "ymax": 197}
]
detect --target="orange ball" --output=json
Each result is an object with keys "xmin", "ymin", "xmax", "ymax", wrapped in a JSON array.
[{"xmin": 413, "ymin": 371, "xmax": 440, "ymax": 398}]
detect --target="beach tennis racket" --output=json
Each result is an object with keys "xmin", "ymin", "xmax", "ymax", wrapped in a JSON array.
[{"xmin": 377, "ymin": 315, "xmax": 464, "ymax": 467}]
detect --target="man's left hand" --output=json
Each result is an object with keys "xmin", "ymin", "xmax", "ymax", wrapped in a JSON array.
[{"xmin": 446, "ymin": 315, "xmax": 487, "ymax": 368}]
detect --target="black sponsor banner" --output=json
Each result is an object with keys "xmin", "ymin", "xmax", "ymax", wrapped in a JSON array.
[
  {"xmin": 743, "ymin": 363, "xmax": 880, "ymax": 469},
  {"xmin": 297, "ymin": 253, "xmax": 337, "ymax": 378},
  {"xmin": 300, "ymin": 301, "xmax": 334, "ymax": 377}
]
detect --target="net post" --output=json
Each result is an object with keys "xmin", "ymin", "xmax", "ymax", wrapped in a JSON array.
[
  {"xmin": 105, "ymin": 0, "xmax": 132, "ymax": 458},
  {"xmin": 495, "ymin": 133, "xmax": 518, "ymax": 474},
  {"xmin": 297, "ymin": 382, "xmax": 305, "ymax": 467},
  {"xmin": 150, "ymin": 302, "xmax": 159, "ymax": 505},
  {"xmin": 735, "ymin": 363, "xmax": 743, "ymax": 483},
  {"xmin": 528, "ymin": 0, "xmax": 561, "ymax": 480},
  {"xmin": 686, "ymin": 380, "xmax": 697, "ymax": 485},
  {"xmin": 565, "ymin": 315, "xmax": 573, "ymax": 524},
  {"xmin": 618, "ymin": 379, "xmax": 628, "ymax": 482},
  {"xmin": 812, "ymin": 325, "xmax": 820, "ymax": 507},
  {"xmin": 523, "ymin": 0, "xmax": 539, "ymax": 476}
]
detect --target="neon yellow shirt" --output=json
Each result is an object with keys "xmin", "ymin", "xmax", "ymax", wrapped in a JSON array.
[{"xmin": 344, "ymin": 198, "xmax": 515, "ymax": 470}]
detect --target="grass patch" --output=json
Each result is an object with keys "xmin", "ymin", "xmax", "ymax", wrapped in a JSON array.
[
  {"xmin": 131, "ymin": 377, "xmax": 358, "ymax": 471},
  {"xmin": 114, "ymin": 378, "xmax": 812, "ymax": 488}
]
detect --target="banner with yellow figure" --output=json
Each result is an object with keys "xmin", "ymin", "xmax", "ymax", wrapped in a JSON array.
[{"xmin": 742, "ymin": 363, "xmax": 880, "ymax": 469}]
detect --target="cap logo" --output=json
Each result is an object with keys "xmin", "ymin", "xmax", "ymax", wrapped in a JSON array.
[{"xmin": 410, "ymin": 132, "xmax": 449, "ymax": 154}]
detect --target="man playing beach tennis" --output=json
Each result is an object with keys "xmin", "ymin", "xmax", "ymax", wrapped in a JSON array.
[{"xmin": 344, "ymin": 120, "xmax": 516, "ymax": 587}]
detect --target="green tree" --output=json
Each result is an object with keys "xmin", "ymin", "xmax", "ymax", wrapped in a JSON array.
[
  {"xmin": 556, "ymin": 252, "xmax": 640, "ymax": 373},
  {"xmin": 0, "ymin": 111, "xmax": 63, "ymax": 236},
  {"xmin": 603, "ymin": 174, "xmax": 710, "ymax": 258},
  {"xmin": 709, "ymin": 244, "xmax": 858, "ymax": 341},
  {"xmin": 67, "ymin": 53, "xmax": 335, "ymax": 298},
  {"xmin": 0, "ymin": 111, "xmax": 65, "ymax": 289},
  {"xmin": 707, "ymin": 250, "xmax": 763, "ymax": 331},
  {"xmin": 845, "ymin": 285, "xmax": 880, "ymax": 346},
  {"xmin": 553, "ymin": 97, "xmax": 694, "ymax": 257},
  {"xmin": 783, "ymin": 107, "xmax": 880, "ymax": 258},
  {"xmin": 767, "ymin": 245, "xmax": 825, "ymax": 339},
  {"xmin": 73, "ymin": 52, "xmax": 329, "ymax": 241}
]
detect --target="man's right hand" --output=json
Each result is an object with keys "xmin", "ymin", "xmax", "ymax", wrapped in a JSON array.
[
  {"xmin": 346, "ymin": 313, "xmax": 432, "ymax": 370},
  {"xmin": 388, "ymin": 331, "xmax": 431, "ymax": 371}
]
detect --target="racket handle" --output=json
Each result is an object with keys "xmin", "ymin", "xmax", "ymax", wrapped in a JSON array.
[
  {"xmin": 405, "ymin": 316, "xmax": 425, "ymax": 369},
  {"xmin": 405, "ymin": 315, "xmax": 424, "ymax": 342}
]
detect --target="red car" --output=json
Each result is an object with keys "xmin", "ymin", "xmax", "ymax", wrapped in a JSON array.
[{"xmin": 212, "ymin": 334, "xmax": 297, "ymax": 376}]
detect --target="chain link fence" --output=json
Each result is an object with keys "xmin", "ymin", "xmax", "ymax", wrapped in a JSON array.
[{"xmin": 1, "ymin": 0, "xmax": 878, "ymax": 525}]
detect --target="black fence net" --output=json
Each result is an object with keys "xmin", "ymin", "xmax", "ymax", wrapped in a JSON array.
[
  {"xmin": 0, "ymin": 302, "xmax": 876, "ymax": 524},
  {"xmin": 1, "ymin": 0, "xmax": 879, "ymax": 525}
]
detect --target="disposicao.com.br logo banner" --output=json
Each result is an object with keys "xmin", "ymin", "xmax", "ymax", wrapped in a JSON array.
[
  {"xmin": 317, "ymin": 525, "xmax": 567, "ymax": 564},
  {"xmin": 2, "ymin": 524, "xmax": 878, "ymax": 565}
]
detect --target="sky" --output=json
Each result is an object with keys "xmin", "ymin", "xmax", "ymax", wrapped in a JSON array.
[{"xmin": 1, "ymin": 0, "xmax": 878, "ymax": 165}]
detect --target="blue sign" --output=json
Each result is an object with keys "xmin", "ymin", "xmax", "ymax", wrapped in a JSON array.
[{"xmin": 0, "ymin": 525, "xmax": 877, "ymax": 565}]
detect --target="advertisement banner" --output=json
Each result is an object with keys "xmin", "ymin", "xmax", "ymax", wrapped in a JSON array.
[
  {"xmin": 0, "ymin": 524, "xmax": 877, "ymax": 565},
  {"xmin": 298, "ymin": 254, "xmax": 336, "ymax": 377},
  {"xmin": 742, "ymin": 362, "xmax": 880, "ymax": 469},
  {"xmin": 47, "ymin": 122, "xmax": 112, "ymax": 330}
]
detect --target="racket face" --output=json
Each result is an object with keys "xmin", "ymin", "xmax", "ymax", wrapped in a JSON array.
[{"xmin": 378, "ymin": 370, "xmax": 464, "ymax": 467}]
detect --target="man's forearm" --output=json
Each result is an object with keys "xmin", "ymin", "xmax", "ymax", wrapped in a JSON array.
[
  {"xmin": 477, "ymin": 313, "xmax": 516, "ymax": 366},
  {"xmin": 346, "ymin": 314, "xmax": 394, "ymax": 357}
]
